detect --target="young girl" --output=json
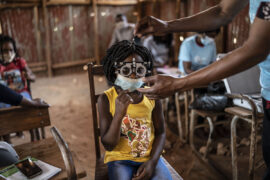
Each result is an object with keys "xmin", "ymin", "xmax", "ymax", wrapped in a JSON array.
[
  {"xmin": 0, "ymin": 35, "xmax": 35, "ymax": 108},
  {"xmin": 98, "ymin": 40, "xmax": 172, "ymax": 180},
  {"xmin": 0, "ymin": 35, "xmax": 36, "ymax": 142}
]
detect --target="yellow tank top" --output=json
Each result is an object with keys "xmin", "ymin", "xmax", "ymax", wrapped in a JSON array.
[{"xmin": 103, "ymin": 87, "xmax": 155, "ymax": 163}]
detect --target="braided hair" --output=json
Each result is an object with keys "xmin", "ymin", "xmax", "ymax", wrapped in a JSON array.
[{"xmin": 102, "ymin": 40, "xmax": 153, "ymax": 84}]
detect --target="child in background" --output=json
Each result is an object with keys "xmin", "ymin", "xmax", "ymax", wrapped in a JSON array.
[
  {"xmin": 0, "ymin": 35, "xmax": 35, "ymax": 108},
  {"xmin": 0, "ymin": 35, "xmax": 35, "ymax": 142},
  {"xmin": 98, "ymin": 40, "xmax": 172, "ymax": 180}
]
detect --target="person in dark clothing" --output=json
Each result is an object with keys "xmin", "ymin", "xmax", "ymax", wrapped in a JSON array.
[{"xmin": 0, "ymin": 84, "xmax": 48, "ymax": 167}]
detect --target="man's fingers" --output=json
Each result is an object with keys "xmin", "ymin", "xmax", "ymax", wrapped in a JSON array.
[
  {"xmin": 137, "ymin": 87, "xmax": 155, "ymax": 94},
  {"xmin": 142, "ymin": 75, "xmax": 158, "ymax": 84},
  {"xmin": 144, "ymin": 94, "xmax": 160, "ymax": 100}
]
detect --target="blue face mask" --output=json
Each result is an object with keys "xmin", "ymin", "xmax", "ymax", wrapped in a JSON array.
[{"xmin": 114, "ymin": 74, "xmax": 144, "ymax": 92}]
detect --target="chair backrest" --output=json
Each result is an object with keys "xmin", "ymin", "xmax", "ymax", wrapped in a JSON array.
[
  {"xmin": 50, "ymin": 126, "xmax": 77, "ymax": 180},
  {"xmin": 0, "ymin": 106, "xmax": 50, "ymax": 136},
  {"xmin": 87, "ymin": 62, "xmax": 107, "ymax": 160}
]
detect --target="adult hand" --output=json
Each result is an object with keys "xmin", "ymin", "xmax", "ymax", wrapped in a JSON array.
[
  {"xmin": 132, "ymin": 160, "xmax": 155, "ymax": 180},
  {"xmin": 115, "ymin": 90, "xmax": 134, "ymax": 118},
  {"xmin": 134, "ymin": 16, "xmax": 168, "ymax": 37},
  {"xmin": 137, "ymin": 75, "xmax": 186, "ymax": 99},
  {"xmin": 21, "ymin": 97, "xmax": 50, "ymax": 107}
]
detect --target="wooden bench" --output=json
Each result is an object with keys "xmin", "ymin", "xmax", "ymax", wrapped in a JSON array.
[{"xmin": 0, "ymin": 106, "xmax": 86, "ymax": 180}]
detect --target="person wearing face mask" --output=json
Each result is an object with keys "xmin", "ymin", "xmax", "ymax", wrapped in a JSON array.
[
  {"xmin": 109, "ymin": 14, "xmax": 135, "ymax": 48},
  {"xmin": 0, "ymin": 35, "xmax": 36, "ymax": 143},
  {"xmin": 0, "ymin": 83, "xmax": 49, "ymax": 167},
  {"xmin": 0, "ymin": 35, "xmax": 35, "ymax": 109},
  {"xmin": 178, "ymin": 29, "xmax": 220, "ymax": 75},
  {"xmin": 98, "ymin": 40, "xmax": 173, "ymax": 180}
]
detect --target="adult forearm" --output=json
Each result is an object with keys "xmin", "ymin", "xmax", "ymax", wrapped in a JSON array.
[
  {"xmin": 177, "ymin": 43, "xmax": 268, "ymax": 91},
  {"xmin": 167, "ymin": 5, "xmax": 229, "ymax": 33}
]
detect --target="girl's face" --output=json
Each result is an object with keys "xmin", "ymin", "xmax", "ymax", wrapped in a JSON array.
[
  {"xmin": 2, "ymin": 42, "xmax": 15, "ymax": 64},
  {"xmin": 117, "ymin": 54, "xmax": 146, "ymax": 79}
]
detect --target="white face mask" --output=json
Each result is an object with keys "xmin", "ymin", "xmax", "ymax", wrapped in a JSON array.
[
  {"xmin": 3, "ymin": 52, "xmax": 15, "ymax": 64},
  {"xmin": 116, "ymin": 21, "xmax": 128, "ymax": 29},
  {"xmin": 114, "ymin": 74, "xmax": 144, "ymax": 92}
]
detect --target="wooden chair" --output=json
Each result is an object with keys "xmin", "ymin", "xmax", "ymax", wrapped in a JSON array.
[
  {"xmin": 87, "ymin": 62, "xmax": 183, "ymax": 180},
  {"xmin": 50, "ymin": 126, "xmax": 77, "ymax": 180},
  {"xmin": 225, "ymin": 93, "xmax": 264, "ymax": 180},
  {"xmin": 188, "ymin": 89, "xmax": 229, "ymax": 180},
  {"xmin": 0, "ymin": 106, "xmax": 86, "ymax": 180}
]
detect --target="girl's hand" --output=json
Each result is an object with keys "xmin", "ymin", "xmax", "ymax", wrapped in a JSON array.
[
  {"xmin": 115, "ymin": 90, "xmax": 133, "ymax": 119},
  {"xmin": 132, "ymin": 160, "xmax": 155, "ymax": 180}
]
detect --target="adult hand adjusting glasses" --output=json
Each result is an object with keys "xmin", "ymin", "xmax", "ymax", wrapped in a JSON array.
[{"xmin": 114, "ymin": 58, "xmax": 151, "ymax": 78}]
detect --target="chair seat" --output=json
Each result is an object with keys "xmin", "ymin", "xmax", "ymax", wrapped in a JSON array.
[
  {"xmin": 193, "ymin": 109, "xmax": 225, "ymax": 118},
  {"xmin": 95, "ymin": 155, "xmax": 108, "ymax": 180},
  {"xmin": 225, "ymin": 106, "xmax": 252, "ymax": 118}
]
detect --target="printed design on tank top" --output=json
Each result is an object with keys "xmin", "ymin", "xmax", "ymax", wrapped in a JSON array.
[
  {"xmin": 0, "ymin": 69, "xmax": 24, "ymax": 91},
  {"xmin": 121, "ymin": 115, "xmax": 151, "ymax": 158}
]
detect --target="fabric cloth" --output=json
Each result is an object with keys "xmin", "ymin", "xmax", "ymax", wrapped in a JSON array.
[
  {"xmin": 107, "ymin": 158, "xmax": 173, "ymax": 180},
  {"xmin": 0, "ymin": 84, "xmax": 22, "ymax": 106},
  {"xmin": 143, "ymin": 36, "xmax": 170, "ymax": 66},
  {"xmin": 0, "ymin": 141, "xmax": 19, "ymax": 167},
  {"xmin": 250, "ymin": 0, "xmax": 270, "ymax": 100},
  {"xmin": 104, "ymin": 86, "xmax": 155, "ymax": 163},
  {"xmin": 0, "ymin": 57, "xmax": 28, "ymax": 93},
  {"xmin": 178, "ymin": 35, "xmax": 216, "ymax": 74},
  {"xmin": 0, "ymin": 91, "xmax": 30, "ymax": 108},
  {"xmin": 109, "ymin": 22, "xmax": 135, "ymax": 47}
]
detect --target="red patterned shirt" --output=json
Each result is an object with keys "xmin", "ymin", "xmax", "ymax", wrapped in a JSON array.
[{"xmin": 0, "ymin": 57, "xmax": 29, "ymax": 93}]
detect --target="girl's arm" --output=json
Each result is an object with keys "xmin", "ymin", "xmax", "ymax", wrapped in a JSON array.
[
  {"xmin": 98, "ymin": 91, "xmax": 133, "ymax": 151},
  {"xmin": 23, "ymin": 65, "xmax": 35, "ymax": 82},
  {"xmin": 133, "ymin": 99, "xmax": 166, "ymax": 179}
]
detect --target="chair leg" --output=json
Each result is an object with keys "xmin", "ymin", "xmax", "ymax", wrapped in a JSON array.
[
  {"xmin": 184, "ymin": 91, "xmax": 189, "ymax": 142},
  {"xmin": 189, "ymin": 110, "xmax": 227, "ymax": 180},
  {"xmin": 41, "ymin": 127, "xmax": 46, "ymax": 139},
  {"xmin": 249, "ymin": 117, "xmax": 257, "ymax": 180},
  {"xmin": 34, "ymin": 128, "xmax": 40, "ymax": 140},
  {"xmin": 29, "ymin": 129, "xmax": 35, "ymax": 142},
  {"xmin": 175, "ymin": 92, "xmax": 184, "ymax": 141},
  {"xmin": 204, "ymin": 117, "xmax": 214, "ymax": 158},
  {"xmin": 50, "ymin": 126, "xmax": 77, "ymax": 180},
  {"xmin": 231, "ymin": 116, "xmax": 239, "ymax": 180}
]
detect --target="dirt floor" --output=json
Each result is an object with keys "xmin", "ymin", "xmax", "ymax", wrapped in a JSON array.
[{"xmin": 11, "ymin": 72, "xmax": 266, "ymax": 180}]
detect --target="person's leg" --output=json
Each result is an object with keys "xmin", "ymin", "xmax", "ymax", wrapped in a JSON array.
[
  {"xmin": 151, "ymin": 158, "xmax": 173, "ymax": 180},
  {"xmin": 107, "ymin": 160, "xmax": 138, "ymax": 180},
  {"xmin": 0, "ymin": 141, "xmax": 19, "ymax": 166},
  {"xmin": 262, "ymin": 98, "xmax": 270, "ymax": 180}
]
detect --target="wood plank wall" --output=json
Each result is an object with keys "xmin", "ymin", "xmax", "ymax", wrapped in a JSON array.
[{"xmin": 0, "ymin": 0, "xmax": 250, "ymax": 76}]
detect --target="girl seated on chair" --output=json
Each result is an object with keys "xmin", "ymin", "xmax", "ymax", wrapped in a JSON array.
[{"xmin": 98, "ymin": 40, "xmax": 172, "ymax": 180}]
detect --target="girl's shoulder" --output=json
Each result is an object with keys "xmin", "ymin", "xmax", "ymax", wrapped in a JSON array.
[{"xmin": 14, "ymin": 57, "xmax": 27, "ymax": 68}]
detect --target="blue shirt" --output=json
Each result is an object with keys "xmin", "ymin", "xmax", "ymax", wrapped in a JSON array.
[
  {"xmin": 178, "ymin": 35, "xmax": 216, "ymax": 74},
  {"xmin": 250, "ymin": 0, "xmax": 270, "ymax": 100}
]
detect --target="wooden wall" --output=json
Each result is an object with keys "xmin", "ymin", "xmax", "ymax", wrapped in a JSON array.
[{"xmin": 0, "ymin": 0, "xmax": 250, "ymax": 76}]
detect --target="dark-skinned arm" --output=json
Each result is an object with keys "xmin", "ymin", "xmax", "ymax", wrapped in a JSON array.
[
  {"xmin": 135, "ymin": 0, "xmax": 248, "ymax": 36},
  {"xmin": 133, "ymin": 100, "xmax": 166, "ymax": 180},
  {"xmin": 183, "ymin": 62, "xmax": 194, "ymax": 74},
  {"xmin": 138, "ymin": 17, "xmax": 270, "ymax": 99},
  {"xmin": 23, "ymin": 65, "xmax": 36, "ymax": 82},
  {"xmin": 98, "ymin": 91, "xmax": 133, "ymax": 151}
]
